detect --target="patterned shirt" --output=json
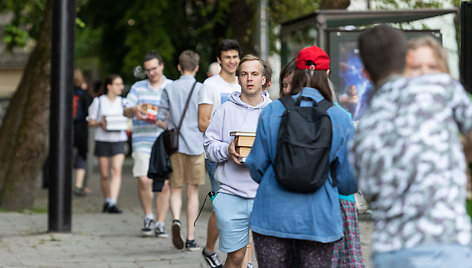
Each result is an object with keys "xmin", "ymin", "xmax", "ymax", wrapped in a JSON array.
[
  {"xmin": 125, "ymin": 77, "xmax": 173, "ymax": 154},
  {"xmin": 349, "ymin": 73, "xmax": 472, "ymax": 253}
]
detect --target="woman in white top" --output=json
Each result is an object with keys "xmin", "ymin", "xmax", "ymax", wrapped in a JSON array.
[{"xmin": 88, "ymin": 74, "xmax": 128, "ymax": 213}]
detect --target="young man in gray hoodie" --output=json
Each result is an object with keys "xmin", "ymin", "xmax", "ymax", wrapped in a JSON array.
[{"xmin": 204, "ymin": 55, "xmax": 271, "ymax": 268}]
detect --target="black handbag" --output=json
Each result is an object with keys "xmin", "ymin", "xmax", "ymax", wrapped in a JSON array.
[{"xmin": 163, "ymin": 81, "xmax": 198, "ymax": 155}]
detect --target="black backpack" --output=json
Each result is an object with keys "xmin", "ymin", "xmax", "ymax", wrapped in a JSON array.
[{"xmin": 274, "ymin": 95, "xmax": 337, "ymax": 193}]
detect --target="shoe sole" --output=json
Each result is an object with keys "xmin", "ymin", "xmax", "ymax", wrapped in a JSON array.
[
  {"xmin": 186, "ymin": 246, "xmax": 201, "ymax": 251},
  {"xmin": 172, "ymin": 223, "xmax": 184, "ymax": 249},
  {"xmin": 141, "ymin": 230, "xmax": 153, "ymax": 237},
  {"xmin": 156, "ymin": 233, "xmax": 169, "ymax": 238}
]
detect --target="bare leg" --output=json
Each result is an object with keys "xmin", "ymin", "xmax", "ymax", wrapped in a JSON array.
[
  {"xmin": 157, "ymin": 180, "xmax": 170, "ymax": 223},
  {"xmin": 98, "ymin": 157, "xmax": 110, "ymax": 199},
  {"xmin": 206, "ymin": 212, "xmax": 219, "ymax": 251},
  {"xmin": 225, "ymin": 247, "xmax": 247, "ymax": 268},
  {"xmin": 186, "ymin": 184, "xmax": 199, "ymax": 240},
  {"xmin": 138, "ymin": 176, "xmax": 153, "ymax": 215},
  {"xmin": 242, "ymin": 232, "xmax": 253, "ymax": 268},
  {"xmin": 109, "ymin": 153, "xmax": 124, "ymax": 201},
  {"xmin": 74, "ymin": 168, "xmax": 86, "ymax": 188},
  {"xmin": 170, "ymin": 186, "xmax": 183, "ymax": 220}
]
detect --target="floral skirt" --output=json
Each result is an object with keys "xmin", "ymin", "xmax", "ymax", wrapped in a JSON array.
[{"xmin": 331, "ymin": 199, "xmax": 365, "ymax": 268}]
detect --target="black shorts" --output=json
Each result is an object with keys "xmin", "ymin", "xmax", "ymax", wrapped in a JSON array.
[{"xmin": 94, "ymin": 141, "xmax": 126, "ymax": 157}]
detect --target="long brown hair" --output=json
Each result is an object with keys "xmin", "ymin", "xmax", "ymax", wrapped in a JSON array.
[{"xmin": 290, "ymin": 69, "xmax": 333, "ymax": 103}]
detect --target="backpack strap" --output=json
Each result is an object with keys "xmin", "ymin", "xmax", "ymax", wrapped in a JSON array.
[
  {"xmin": 279, "ymin": 96, "xmax": 295, "ymax": 109},
  {"xmin": 316, "ymin": 99, "xmax": 333, "ymax": 113}
]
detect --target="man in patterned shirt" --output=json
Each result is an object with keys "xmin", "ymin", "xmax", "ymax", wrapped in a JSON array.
[
  {"xmin": 124, "ymin": 50, "xmax": 173, "ymax": 237},
  {"xmin": 350, "ymin": 25, "xmax": 472, "ymax": 267}
]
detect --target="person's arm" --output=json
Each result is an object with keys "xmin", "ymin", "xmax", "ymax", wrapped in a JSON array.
[
  {"xmin": 450, "ymin": 78, "xmax": 472, "ymax": 135},
  {"xmin": 124, "ymin": 104, "xmax": 147, "ymax": 120},
  {"xmin": 123, "ymin": 86, "xmax": 147, "ymax": 120},
  {"xmin": 335, "ymin": 116, "xmax": 357, "ymax": 196},
  {"xmin": 87, "ymin": 98, "xmax": 106, "ymax": 129},
  {"xmin": 155, "ymin": 88, "xmax": 170, "ymax": 129},
  {"xmin": 228, "ymin": 139, "xmax": 243, "ymax": 165},
  {"xmin": 198, "ymin": 103, "xmax": 212, "ymax": 132},
  {"xmin": 156, "ymin": 120, "xmax": 168, "ymax": 129},
  {"xmin": 88, "ymin": 117, "xmax": 106, "ymax": 129},
  {"xmin": 203, "ymin": 108, "xmax": 230, "ymax": 163}
]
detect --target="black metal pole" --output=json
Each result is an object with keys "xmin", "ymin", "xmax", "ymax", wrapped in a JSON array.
[
  {"xmin": 48, "ymin": 0, "xmax": 75, "ymax": 232},
  {"xmin": 461, "ymin": 1, "xmax": 472, "ymax": 93}
]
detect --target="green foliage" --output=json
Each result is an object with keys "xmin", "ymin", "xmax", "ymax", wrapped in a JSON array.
[
  {"xmin": 467, "ymin": 200, "xmax": 472, "ymax": 219},
  {"xmin": 76, "ymin": 0, "xmax": 320, "ymax": 82},
  {"xmin": 0, "ymin": 0, "xmax": 46, "ymax": 51},
  {"xmin": 376, "ymin": 0, "xmax": 444, "ymax": 9}
]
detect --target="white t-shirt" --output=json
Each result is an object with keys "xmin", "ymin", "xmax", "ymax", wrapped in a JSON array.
[
  {"xmin": 88, "ymin": 95, "xmax": 128, "ymax": 142},
  {"xmin": 198, "ymin": 74, "xmax": 241, "ymax": 116}
]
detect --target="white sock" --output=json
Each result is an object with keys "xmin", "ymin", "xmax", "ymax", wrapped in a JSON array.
[
  {"xmin": 108, "ymin": 199, "xmax": 116, "ymax": 206},
  {"xmin": 145, "ymin": 214, "xmax": 154, "ymax": 220}
]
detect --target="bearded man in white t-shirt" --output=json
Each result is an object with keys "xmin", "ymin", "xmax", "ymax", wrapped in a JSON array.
[{"xmin": 198, "ymin": 39, "xmax": 241, "ymax": 268}]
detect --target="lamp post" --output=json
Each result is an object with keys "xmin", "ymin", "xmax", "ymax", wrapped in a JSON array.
[{"xmin": 49, "ymin": 0, "xmax": 75, "ymax": 232}]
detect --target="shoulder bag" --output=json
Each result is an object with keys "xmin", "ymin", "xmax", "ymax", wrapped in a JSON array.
[{"xmin": 163, "ymin": 81, "xmax": 198, "ymax": 155}]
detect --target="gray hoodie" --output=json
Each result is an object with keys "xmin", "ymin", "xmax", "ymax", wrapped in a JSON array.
[{"xmin": 204, "ymin": 91, "xmax": 271, "ymax": 198}]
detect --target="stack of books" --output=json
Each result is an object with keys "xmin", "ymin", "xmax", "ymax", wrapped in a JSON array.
[
  {"xmin": 230, "ymin": 131, "xmax": 256, "ymax": 163},
  {"xmin": 105, "ymin": 115, "xmax": 129, "ymax": 131}
]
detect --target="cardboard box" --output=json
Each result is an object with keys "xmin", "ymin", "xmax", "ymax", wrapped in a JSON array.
[
  {"xmin": 144, "ymin": 104, "xmax": 158, "ymax": 123},
  {"xmin": 105, "ymin": 115, "xmax": 129, "ymax": 131}
]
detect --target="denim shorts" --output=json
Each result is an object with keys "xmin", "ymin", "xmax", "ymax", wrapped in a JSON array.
[
  {"xmin": 212, "ymin": 192, "xmax": 254, "ymax": 253},
  {"xmin": 373, "ymin": 244, "xmax": 472, "ymax": 268}
]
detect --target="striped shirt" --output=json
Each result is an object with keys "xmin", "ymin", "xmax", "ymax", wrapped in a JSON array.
[{"xmin": 125, "ymin": 77, "xmax": 173, "ymax": 154}]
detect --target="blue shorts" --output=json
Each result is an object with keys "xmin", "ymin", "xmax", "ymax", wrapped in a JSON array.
[
  {"xmin": 373, "ymin": 244, "xmax": 472, "ymax": 268},
  {"xmin": 212, "ymin": 193, "xmax": 253, "ymax": 253}
]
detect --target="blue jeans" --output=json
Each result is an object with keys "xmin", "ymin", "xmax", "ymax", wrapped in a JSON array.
[
  {"xmin": 373, "ymin": 244, "xmax": 472, "ymax": 268},
  {"xmin": 205, "ymin": 159, "xmax": 220, "ymax": 192}
]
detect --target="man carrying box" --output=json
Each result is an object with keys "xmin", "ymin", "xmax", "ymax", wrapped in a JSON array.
[
  {"xmin": 124, "ymin": 50, "xmax": 173, "ymax": 237},
  {"xmin": 204, "ymin": 55, "xmax": 271, "ymax": 267}
]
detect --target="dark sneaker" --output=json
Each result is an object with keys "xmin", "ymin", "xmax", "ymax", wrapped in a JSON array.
[
  {"xmin": 171, "ymin": 219, "xmax": 184, "ymax": 249},
  {"xmin": 107, "ymin": 205, "xmax": 122, "ymax": 214},
  {"xmin": 141, "ymin": 218, "xmax": 154, "ymax": 237},
  {"xmin": 102, "ymin": 202, "xmax": 109, "ymax": 213},
  {"xmin": 73, "ymin": 187, "xmax": 87, "ymax": 197},
  {"xmin": 155, "ymin": 224, "xmax": 168, "ymax": 238},
  {"xmin": 202, "ymin": 248, "xmax": 223, "ymax": 268},
  {"xmin": 185, "ymin": 239, "xmax": 200, "ymax": 251}
]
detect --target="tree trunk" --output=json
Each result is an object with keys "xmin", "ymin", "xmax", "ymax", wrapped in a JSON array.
[
  {"xmin": 0, "ymin": 0, "xmax": 52, "ymax": 210},
  {"xmin": 229, "ymin": 0, "xmax": 258, "ymax": 55}
]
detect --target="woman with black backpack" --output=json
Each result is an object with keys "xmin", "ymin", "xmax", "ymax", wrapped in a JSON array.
[{"xmin": 245, "ymin": 45, "xmax": 357, "ymax": 267}]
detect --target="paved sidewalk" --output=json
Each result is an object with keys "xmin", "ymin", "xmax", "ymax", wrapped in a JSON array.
[{"xmin": 0, "ymin": 159, "xmax": 373, "ymax": 267}]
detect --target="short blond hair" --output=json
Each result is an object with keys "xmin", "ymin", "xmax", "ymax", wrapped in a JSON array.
[
  {"xmin": 237, "ymin": 54, "xmax": 264, "ymax": 74},
  {"xmin": 407, "ymin": 36, "xmax": 450, "ymax": 74}
]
